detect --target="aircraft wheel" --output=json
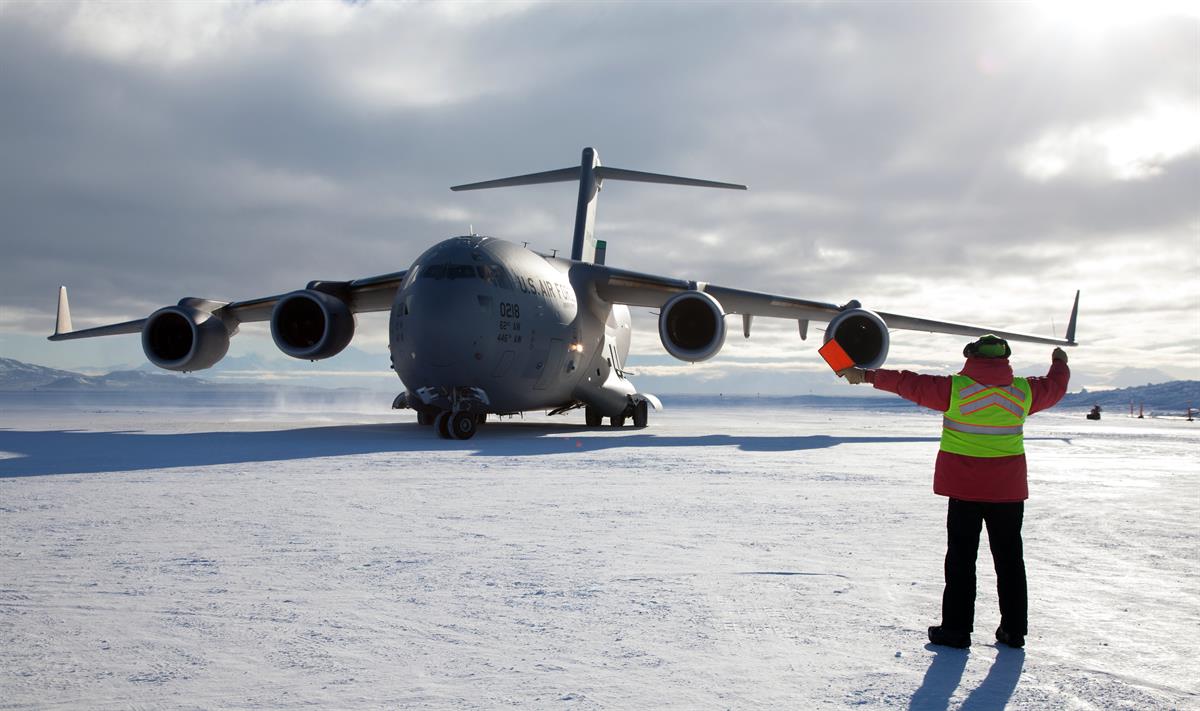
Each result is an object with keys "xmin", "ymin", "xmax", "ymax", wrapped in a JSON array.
[
  {"xmin": 610, "ymin": 414, "xmax": 626, "ymax": 427},
  {"xmin": 435, "ymin": 411, "xmax": 452, "ymax": 439},
  {"xmin": 632, "ymin": 400, "xmax": 649, "ymax": 428},
  {"xmin": 585, "ymin": 407, "xmax": 603, "ymax": 427},
  {"xmin": 476, "ymin": 413, "xmax": 487, "ymax": 425},
  {"xmin": 417, "ymin": 409, "xmax": 435, "ymax": 426},
  {"xmin": 450, "ymin": 411, "xmax": 477, "ymax": 440}
]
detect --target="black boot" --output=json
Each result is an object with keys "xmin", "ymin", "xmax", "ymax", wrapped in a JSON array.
[
  {"xmin": 995, "ymin": 626, "xmax": 1025, "ymax": 649},
  {"xmin": 928, "ymin": 625, "xmax": 971, "ymax": 649}
]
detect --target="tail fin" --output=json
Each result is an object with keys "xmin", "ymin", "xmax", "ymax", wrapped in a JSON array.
[{"xmin": 451, "ymin": 147, "xmax": 746, "ymax": 263}]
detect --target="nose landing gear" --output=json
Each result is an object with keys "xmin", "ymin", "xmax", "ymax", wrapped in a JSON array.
[
  {"xmin": 435, "ymin": 410, "xmax": 480, "ymax": 440},
  {"xmin": 407, "ymin": 386, "xmax": 490, "ymax": 439}
]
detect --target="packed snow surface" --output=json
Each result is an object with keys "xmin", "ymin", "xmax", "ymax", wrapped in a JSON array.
[{"xmin": 0, "ymin": 396, "xmax": 1196, "ymax": 709}]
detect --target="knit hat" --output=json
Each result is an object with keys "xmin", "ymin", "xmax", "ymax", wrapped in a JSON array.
[{"xmin": 964, "ymin": 334, "xmax": 1011, "ymax": 359}]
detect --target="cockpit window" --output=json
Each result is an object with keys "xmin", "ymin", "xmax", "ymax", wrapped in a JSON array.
[
  {"xmin": 477, "ymin": 264, "xmax": 513, "ymax": 290},
  {"xmin": 417, "ymin": 261, "xmax": 512, "ymax": 289}
]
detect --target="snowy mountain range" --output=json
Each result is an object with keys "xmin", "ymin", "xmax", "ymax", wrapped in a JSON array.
[
  {"xmin": 0, "ymin": 344, "xmax": 395, "ymax": 391},
  {"xmin": 1060, "ymin": 380, "xmax": 1200, "ymax": 414},
  {"xmin": 0, "ymin": 357, "xmax": 210, "ymax": 391}
]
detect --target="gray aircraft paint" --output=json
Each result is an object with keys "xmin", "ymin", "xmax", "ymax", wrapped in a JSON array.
[
  {"xmin": 389, "ymin": 233, "xmax": 638, "ymax": 419},
  {"xmin": 49, "ymin": 147, "xmax": 1078, "ymax": 438}
]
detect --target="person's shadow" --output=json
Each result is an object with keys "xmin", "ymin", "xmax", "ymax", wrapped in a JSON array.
[{"xmin": 908, "ymin": 645, "xmax": 1025, "ymax": 710}]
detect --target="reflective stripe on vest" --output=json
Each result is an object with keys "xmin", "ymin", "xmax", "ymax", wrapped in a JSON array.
[
  {"xmin": 940, "ymin": 375, "xmax": 1033, "ymax": 458},
  {"xmin": 942, "ymin": 419, "xmax": 1024, "ymax": 436},
  {"xmin": 959, "ymin": 393, "xmax": 1026, "ymax": 418}
]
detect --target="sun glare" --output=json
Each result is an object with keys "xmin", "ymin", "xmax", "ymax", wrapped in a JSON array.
[
  {"xmin": 1032, "ymin": 0, "xmax": 1200, "ymax": 37},
  {"xmin": 1017, "ymin": 99, "xmax": 1200, "ymax": 182}
]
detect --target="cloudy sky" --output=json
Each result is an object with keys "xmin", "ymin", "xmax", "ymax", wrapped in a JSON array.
[{"xmin": 1, "ymin": 1, "xmax": 1196, "ymax": 393}]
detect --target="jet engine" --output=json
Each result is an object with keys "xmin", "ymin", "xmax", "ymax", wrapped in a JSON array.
[
  {"xmin": 271, "ymin": 289, "xmax": 355, "ymax": 360},
  {"xmin": 658, "ymin": 291, "xmax": 727, "ymax": 362},
  {"xmin": 142, "ymin": 305, "xmax": 231, "ymax": 372},
  {"xmin": 825, "ymin": 307, "xmax": 890, "ymax": 369}
]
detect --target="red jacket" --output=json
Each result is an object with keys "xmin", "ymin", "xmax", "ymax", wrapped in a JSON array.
[{"xmin": 865, "ymin": 357, "xmax": 1070, "ymax": 502}]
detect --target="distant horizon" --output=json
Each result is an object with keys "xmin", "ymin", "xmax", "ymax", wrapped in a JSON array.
[{"xmin": 3, "ymin": 354, "xmax": 1193, "ymax": 401}]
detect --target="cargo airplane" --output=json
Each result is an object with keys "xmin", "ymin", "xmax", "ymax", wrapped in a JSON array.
[{"xmin": 50, "ymin": 147, "xmax": 1079, "ymax": 439}]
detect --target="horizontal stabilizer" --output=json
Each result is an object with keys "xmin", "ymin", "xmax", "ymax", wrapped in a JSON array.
[
  {"xmin": 594, "ymin": 166, "xmax": 746, "ymax": 191},
  {"xmin": 449, "ymin": 147, "xmax": 747, "ymax": 263},
  {"xmin": 451, "ymin": 167, "xmax": 580, "ymax": 191},
  {"xmin": 450, "ymin": 163, "xmax": 747, "ymax": 193}
]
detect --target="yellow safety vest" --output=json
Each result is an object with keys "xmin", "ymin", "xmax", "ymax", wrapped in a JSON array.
[{"xmin": 940, "ymin": 375, "xmax": 1032, "ymax": 458}]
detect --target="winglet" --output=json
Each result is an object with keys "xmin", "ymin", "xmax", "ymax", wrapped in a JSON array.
[
  {"xmin": 1065, "ymin": 290, "xmax": 1079, "ymax": 345},
  {"xmin": 54, "ymin": 286, "xmax": 73, "ymax": 337}
]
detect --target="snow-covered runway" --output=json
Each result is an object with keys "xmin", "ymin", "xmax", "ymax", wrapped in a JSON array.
[{"xmin": 1, "ymin": 399, "xmax": 1196, "ymax": 709}]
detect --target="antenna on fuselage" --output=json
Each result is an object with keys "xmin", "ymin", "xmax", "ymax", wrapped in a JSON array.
[{"xmin": 450, "ymin": 147, "xmax": 746, "ymax": 263}]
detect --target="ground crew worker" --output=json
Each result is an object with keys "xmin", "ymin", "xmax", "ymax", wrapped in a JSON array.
[{"xmin": 839, "ymin": 335, "xmax": 1070, "ymax": 649}]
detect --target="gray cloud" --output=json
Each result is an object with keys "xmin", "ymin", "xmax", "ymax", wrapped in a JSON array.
[{"xmin": 1, "ymin": 1, "xmax": 1196, "ymax": 383}]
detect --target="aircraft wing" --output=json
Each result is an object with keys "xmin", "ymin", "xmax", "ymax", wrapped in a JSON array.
[
  {"xmin": 584, "ymin": 263, "xmax": 1078, "ymax": 347},
  {"xmin": 49, "ymin": 270, "xmax": 406, "ymax": 341}
]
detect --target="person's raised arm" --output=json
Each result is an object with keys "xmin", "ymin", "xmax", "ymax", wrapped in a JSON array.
[{"xmin": 1028, "ymin": 348, "xmax": 1071, "ymax": 414}]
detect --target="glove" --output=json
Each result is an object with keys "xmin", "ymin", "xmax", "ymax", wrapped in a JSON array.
[
  {"xmin": 1052, "ymin": 347, "xmax": 1068, "ymax": 364},
  {"xmin": 839, "ymin": 367, "xmax": 868, "ymax": 385}
]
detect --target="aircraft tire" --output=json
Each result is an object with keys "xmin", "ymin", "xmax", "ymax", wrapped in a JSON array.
[
  {"xmin": 585, "ymin": 407, "xmax": 603, "ymax": 427},
  {"xmin": 610, "ymin": 415, "xmax": 626, "ymax": 427},
  {"xmin": 632, "ymin": 400, "xmax": 649, "ymax": 428},
  {"xmin": 450, "ymin": 411, "xmax": 477, "ymax": 440},
  {"xmin": 435, "ymin": 411, "xmax": 452, "ymax": 439},
  {"xmin": 417, "ymin": 409, "xmax": 435, "ymax": 426}
]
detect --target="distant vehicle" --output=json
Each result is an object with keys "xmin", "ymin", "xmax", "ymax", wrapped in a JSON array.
[
  {"xmin": 1088, "ymin": 405, "xmax": 1102, "ymax": 420},
  {"xmin": 50, "ymin": 147, "xmax": 1079, "ymax": 439}
]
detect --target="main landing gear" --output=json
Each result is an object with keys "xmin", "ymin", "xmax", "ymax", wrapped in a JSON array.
[
  {"xmin": 585, "ymin": 399, "xmax": 650, "ymax": 429},
  {"xmin": 632, "ymin": 400, "xmax": 649, "ymax": 428}
]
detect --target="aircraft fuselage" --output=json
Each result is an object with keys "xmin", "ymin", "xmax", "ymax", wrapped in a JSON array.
[{"xmin": 389, "ymin": 235, "xmax": 632, "ymax": 417}]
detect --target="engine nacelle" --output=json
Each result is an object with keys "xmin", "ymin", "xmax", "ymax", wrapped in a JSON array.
[
  {"xmin": 658, "ymin": 291, "xmax": 727, "ymax": 362},
  {"xmin": 142, "ymin": 305, "xmax": 231, "ymax": 372},
  {"xmin": 270, "ymin": 289, "xmax": 355, "ymax": 360},
  {"xmin": 825, "ymin": 307, "xmax": 890, "ymax": 369}
]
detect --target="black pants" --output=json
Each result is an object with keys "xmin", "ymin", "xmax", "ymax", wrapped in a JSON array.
[{"xmin": 941, "ymin": 498, "xmax": 1027, "ymax": 636}]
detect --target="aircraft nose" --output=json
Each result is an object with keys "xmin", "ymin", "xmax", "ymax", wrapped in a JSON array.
[{"xmin": 406, "ymin": 284, "xmax": 484, "ymax": 367}]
